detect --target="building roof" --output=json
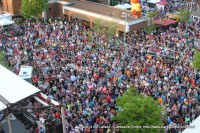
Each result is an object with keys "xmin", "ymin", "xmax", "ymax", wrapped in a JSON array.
[
  {"xmin": 0, "ymin": 65, "xmax": 40, "ymax": 111},
  {"xmin": 192, "ymin": 8, "xmax": 200, "ymax": 17},
  {"xmin": 156, "ymin": 0, "xmax": 168, "ymax": 5},
  {"xmin": 62, "ymin": 0, "xmax": 137, "ymax": 21},
  {"xmin": 153, "ymin": 19, "xmax": 177, "ymax": 26}
]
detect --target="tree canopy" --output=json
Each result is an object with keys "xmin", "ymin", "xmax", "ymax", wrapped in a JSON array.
[
  {"xmin": 21, "ymin": 0, "xmax": 48, "ymax": 18},
  {"xmin": 179, "ymin": 9, "xmax": 191, "ymax": 23},
  {"xmin": 112, "ymin": 86, "xmax": 163, "ymax": 133},
  {"xmin": 92, "ymin": 18, "xmax": 117, "ymax": 38},
  {"xmin": 192, "ymin": 50, "xmax": 200, "ymax": 70},
  {"xmin": 86, "ymin": 12, "xmax": 118, "ymax": 43},
  {"xmin": 0, "ymin": 50, "xmax": 11, "ymax": 70},
  {"xmin": 147, "ymin": 11, "xmax": 159, "ymax": 19},
  {"xmin": 144, "ymin": 11, "xmax": 159, "ymax": 33}
]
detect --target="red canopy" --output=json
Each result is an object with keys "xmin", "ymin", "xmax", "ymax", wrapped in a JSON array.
[
  {"xmin": 156, "ymin": 0, "xmax": 168, "ymax": 5},
  {"xmin": 153, "ymin": 19, "xmax": 177, "ymax": 26}
]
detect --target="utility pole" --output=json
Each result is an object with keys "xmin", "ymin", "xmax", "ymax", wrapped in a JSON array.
[
  {"xmin": 190, "ymin": 0, "xmax": 194, "ymax": 12},
  {"xmin": 122, "ymin": 12, "xmax": 128, "ymax": 46}
]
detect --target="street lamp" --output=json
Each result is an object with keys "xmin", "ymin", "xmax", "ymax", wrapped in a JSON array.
[{"xmin": 122, "ymin": 12, "xmax": 128, "ymax": 45}]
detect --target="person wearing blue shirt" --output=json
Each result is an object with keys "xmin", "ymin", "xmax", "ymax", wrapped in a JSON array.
[
  {"xmin": 167, "ymin": 117, "xmax": 172, "ymax": 125},
  {"xmin": 89, "ymin": 101, "xmax": 94, "ymax": 107},
  {"xmin": 179, "ymin": 96, "xmax": 184, "ymax": 103},
  {"xmin": 39, "ymin": 127, "xmax": 45, "ymax": 133},
  {"xmin": 88, "ymin": 117, "xmax": 93, "ymax": 126},
  {"xmin": 162, "ymin": 94, "xmax": 166, "ymax": 102}
]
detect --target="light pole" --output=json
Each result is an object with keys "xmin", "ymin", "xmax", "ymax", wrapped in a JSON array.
[
  {"xmin": 42, "ymin": 0, "xmax": 48, "ymax": 22},
  {"xmin": 190, "ymin": 0, "xmax": 194, "ymax": 12},
  {"xmin": 122, "ymin": 12, "xmax": 128, "ymax": 45}
]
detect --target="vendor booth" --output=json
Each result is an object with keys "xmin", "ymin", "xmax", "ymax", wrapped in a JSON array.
[
  {"xmin": 166, "ymin": 12, "xmax": 180, "ymax": 21},
  {"xmin": 156, "ymin": 0, "xmax": 168, "ymax": 11},
  {"xmin": 153, "ymin": 18, "xmax": 177, "ymax": 26},
  {"xmin": 147, "ymin": 0, "xmax": 160, "ymax": 7}
]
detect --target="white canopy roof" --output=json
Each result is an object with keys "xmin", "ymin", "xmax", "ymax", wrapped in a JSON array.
[
  {"xmin": 0, "ymin": 65, "xmax": 40, "ymax": 111},
  {"xmin": 0, "ymin": 14, "xmax": 12, "ymax": 21},
  {"xmin": 182, "ymin": 115, "xmax": 200, "ymax": 133},
  {"xmin": 148, "ymin": 0, "xmax": 160, "ymax": 4},
  {"xmin": 122, "ymin": 3, "xmax": 132, "ymax": 9},
  {"xmin": 0, "ymin": 18, "xmax": 14, "ymax": 26},
  {"xmin": 114, "ymin": 4, "xmax": 127, "ymax": 10}
]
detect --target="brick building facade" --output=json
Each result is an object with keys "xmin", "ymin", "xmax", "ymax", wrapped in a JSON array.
[
  {"xmin": 2, "ymin": 0, "xmax": 21, "ymax": 14},
  {"xmin": 2, "ymin": 0, "xmax": 148, "ymax": 32}
]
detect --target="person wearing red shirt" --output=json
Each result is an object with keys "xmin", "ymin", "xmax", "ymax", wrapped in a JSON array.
[
  {"xmin": 35, "ymin": 127, "xmax": 39, "ymax": 133},
  {"xmin": 55, "ymin": 112, "xmax": 60, "ymax": 118},
  {"xmin": 143, "ymin": 67, "xmax": 147, "ymax": 73},
  {"xmin": 106, "ymin": 95, "xmax": 111, "ymax": 103},
  {"xmin": 96, "ymin": 117, "xmax": 101, "ymax": 123}
]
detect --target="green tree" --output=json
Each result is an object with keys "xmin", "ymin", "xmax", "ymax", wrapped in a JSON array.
[
  {"xmin": 92, "ymin": 19, "xmax": 106, "ymax": 35},
  {"xmin": 21, "ymin": 0, "xmax": 48, "ymax": 18},
  {"xmin": 86, "ymin": 12, "xmax": 118, "ymax": 44},
  {"xmin": 92, "ymin": 12, "xmax": 118, "ymax": 38},
  {"xmin": 179, "ymin": 9, "xmax": 191, "ymax": 31},
  {"xmin": 110, "ymin": 0, "xmax": 118, "ymax": 6},
  {"xmin": 112, "ymin": 86, "xmax": 164, "ymax": 133},
  {"xmin": 179, "ymin": 9, "xmax": 191, "ymax": 23},
  {"xmin": 145, "ymin": 23, "xmax": 157, "ymax": 34},
  {"xmin": 0, "ymin": 50, "xmax": 11, "ymax": 70},
  {"xmin": 148, "ymin": 11, "xmax": 160, "ymax": 22},
  {"xmin": 91, "ymin": 18, "xmax": 117, "ymax": 43},
  {"xmin": 107, "ymin": 21, "xmax": 117, "ymax": 39},
  {"xmin": 192, "ymin": 50, "xmax": 200, "ymax": 70},
  {"xmin": 145, "ymin": 11, "xmax": 159, "ymax": 34},
  {"xmin": 86, "ymin": 30, "xmax": 93, "ymax": 45}
]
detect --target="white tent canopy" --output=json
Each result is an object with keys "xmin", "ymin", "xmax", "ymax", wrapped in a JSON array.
[
  {"xmin": 0, "ymin": 14, "xmax": 12, "ymax": 21},
  {"xmin": 148, "ymin": 0, "xmax": 160, "ymax": 4},
  {"xmin": 0, "ymin": 18, "xmax": 14, "ymax": 26},
  {"xmin": 123, "ymin": 3, "xmax": 132, "ymax": 9},
  {"xmin": 114, "ymin": 3, "xmax": 132, "ymax": 10},
  {"xmin": 114, "ymin": 4, "xmax": 127, "ymax": 9},
  {"xmin": 0, "ymin": 65, "xmax": 40, "ymax": 111},
  {"xmin": 182, "ymin": 115, "xmax": 200, "ymax": 133}
]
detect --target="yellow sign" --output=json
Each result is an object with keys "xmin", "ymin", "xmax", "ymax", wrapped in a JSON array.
[{"xmin": 167, "ymin": 13, "xmax": 180, "ymax": 21}]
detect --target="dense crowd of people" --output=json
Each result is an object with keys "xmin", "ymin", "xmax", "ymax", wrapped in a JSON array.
[{"xmin": 1, "ymin": 16, "xmax": 200, "ymax": 133}]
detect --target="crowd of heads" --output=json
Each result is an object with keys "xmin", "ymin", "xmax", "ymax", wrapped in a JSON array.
[{"xmin": 1, "ymin": 17, "xmax": 200, "ymax": 133}]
